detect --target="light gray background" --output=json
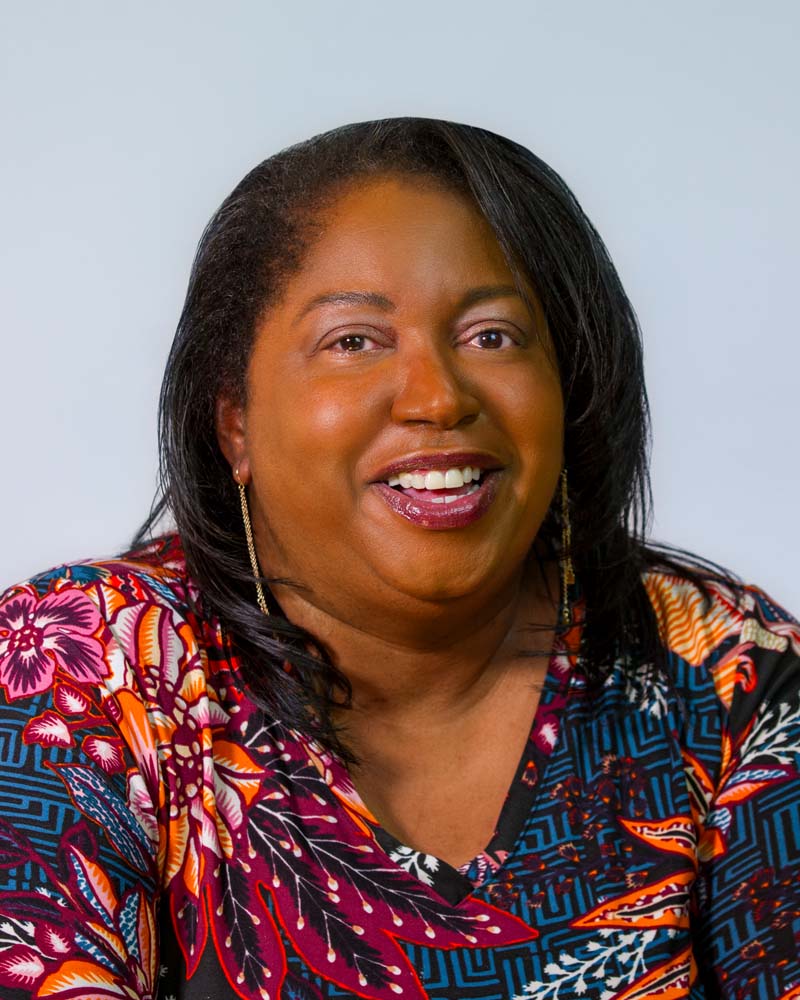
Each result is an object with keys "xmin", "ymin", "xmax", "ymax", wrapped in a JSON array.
[{"xmin": 2, "ymin": 1, "xmax": 797, "ymax": 610}]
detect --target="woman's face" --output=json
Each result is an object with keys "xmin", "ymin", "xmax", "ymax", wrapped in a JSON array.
[{"xmin": 218, "ymin": 175, "xmax": 564, "ymax": 626}]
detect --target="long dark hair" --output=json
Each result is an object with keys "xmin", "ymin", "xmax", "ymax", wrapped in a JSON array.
[{"xmin": 135, "ymin": 117, "xmax": 731, "ymax": 758}]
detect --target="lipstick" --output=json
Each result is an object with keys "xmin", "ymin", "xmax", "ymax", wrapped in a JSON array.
[{"xmin": 371, "ymin": 470, "xmax": 502, "ymax": 530}]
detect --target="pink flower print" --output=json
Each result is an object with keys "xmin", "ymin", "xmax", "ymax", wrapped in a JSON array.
[
  {"xmin": 532, "ymin": 710, "xmax": 560, "ymax": 752},
  {"xmin": 83, "ymin": 735, "xmax": 126, "ymax": 774},
  {"xmin": 22, "ymin": 710, "xmax": 74, "ymax": 748},
  {"xmin": 54, "ymin": 681, "xmax": 92, "ymax": 715},
  {"xmin": 0, "ymin": 584, "xmax": 107, "ymax": 701},
  {"xmin": 0, "ymin": 947, "xmax": 46, "ymax": 990},
  {"xmin": 34, "ymin": 923, "xmax": 72, "ymax": 961}
]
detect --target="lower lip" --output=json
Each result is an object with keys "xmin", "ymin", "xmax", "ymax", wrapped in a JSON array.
[{"xmin": 370, "ymin": 472, "xmax": 502, "ymax": 530}]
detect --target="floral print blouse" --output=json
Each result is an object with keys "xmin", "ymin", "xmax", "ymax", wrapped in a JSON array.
[{"xmin": 0, "ymin": 534, "xmax": 798, "ymax": 999}]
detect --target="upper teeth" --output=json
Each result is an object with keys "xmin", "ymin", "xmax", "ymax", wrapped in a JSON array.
[{"xmin": 386, "ymin": 466, "xmax": 482, "ymax": 490}]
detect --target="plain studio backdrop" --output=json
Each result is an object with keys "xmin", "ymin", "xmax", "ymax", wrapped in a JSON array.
[{"xmin": 1, "ymin": 1, "xmax": 798, "ymax": 612}]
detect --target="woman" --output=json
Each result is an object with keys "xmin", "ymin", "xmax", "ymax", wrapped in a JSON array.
[{"xmin": 0, "ymin": 118, "xmax": 797, "ymax": 1000}]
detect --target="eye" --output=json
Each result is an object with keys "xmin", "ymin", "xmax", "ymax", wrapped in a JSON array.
[
  {"xmin": 328, "ymin": 332, "xmax": 382, "ymax": 353},
  {"xmin": 466, "ymin": 327, "xmax": 518, "ymax": 350}
]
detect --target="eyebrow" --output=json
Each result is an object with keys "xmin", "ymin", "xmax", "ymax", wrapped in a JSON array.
[{"xmin": 294, "ymin": 284, "xmax": 522, "ymax": 324}]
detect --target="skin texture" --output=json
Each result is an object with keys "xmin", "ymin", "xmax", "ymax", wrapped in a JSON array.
[{"xmin": 217, "ymin": 175, "xmax": 565, "ymax": 865}]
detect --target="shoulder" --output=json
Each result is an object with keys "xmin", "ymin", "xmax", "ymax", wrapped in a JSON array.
[
  {"xmin": 0, "ymin": 534, "xmax": 207, "ymax": 703},
  {"xmin": 19, "ymin": 532, "xmax": 192, "ymax": 607},
  {"xmin": 642, "ymin": 565, "xmax": 800, "ymax": 715}
]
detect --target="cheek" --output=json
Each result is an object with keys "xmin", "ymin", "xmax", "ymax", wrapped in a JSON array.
[
  {"xmin": 531, "ymin": 382, "xmax": 566, "ymax": 442},
  {"xmin": 502, "ymin": 365, "xmax": 565, "ymax": 449},
  {"xmin": 247, "ymin": 377, "xmax": 369, "ymax": 493},
  {"xmin": 298, "ymin": 383, "xmax": 363, "ymax": 440},
  {"xmin": 503, "ymin": 373, "xmax": 564, "ymax": 513}
]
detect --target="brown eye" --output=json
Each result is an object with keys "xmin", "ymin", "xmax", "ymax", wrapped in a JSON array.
[
  {"xmin": 469, "ymin": 329, "xmax": 514, "ymax": 349},
  {"xmin": 338, "ymin": 335, "xmax": 368, "ymax": 351},
  {"xmin": 329, "ymin": 333, "xmax": 380, "ymax": 352}
]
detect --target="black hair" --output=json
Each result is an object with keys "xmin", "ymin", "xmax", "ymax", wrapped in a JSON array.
[{"xmin": 135, "ymin": 117, "xmax": 735, "ymax": 759}]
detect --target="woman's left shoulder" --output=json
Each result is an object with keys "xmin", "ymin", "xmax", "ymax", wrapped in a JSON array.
[{"xmin": 642, "ymin": 566, "xmax": 800, "ymax": 715}]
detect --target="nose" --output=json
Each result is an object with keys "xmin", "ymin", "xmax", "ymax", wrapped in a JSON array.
[{"xmin": 390, "ymin": 342, "xmax": 481, "ymax": 429}]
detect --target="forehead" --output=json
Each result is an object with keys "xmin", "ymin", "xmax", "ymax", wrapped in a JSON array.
[{"xmin": 280, "ymin": 175, "xmax": 517, "ymax": 306}]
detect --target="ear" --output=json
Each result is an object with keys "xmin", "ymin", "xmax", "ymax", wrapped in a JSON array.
[{"xmin": 215, "ymin": 395, "xmax": 250, "ymax": 484}]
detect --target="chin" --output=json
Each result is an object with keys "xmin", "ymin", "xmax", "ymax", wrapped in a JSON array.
[{"xmin": 374, "ymin": 558, "xmax": 508, "ymax": 608}]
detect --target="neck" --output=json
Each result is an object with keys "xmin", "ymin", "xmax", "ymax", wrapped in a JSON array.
[{"xmin": 272, "ymin": 556, "xmax": 559, "ymax": 724}]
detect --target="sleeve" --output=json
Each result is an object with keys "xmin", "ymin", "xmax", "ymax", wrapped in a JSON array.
[
  {"xmin": 692, "ymin": 587, "xmax": 800, "ymax": 998},
  {"xmin": 0, "ymin": 571, "xmax": 162, "ymax": 999}
]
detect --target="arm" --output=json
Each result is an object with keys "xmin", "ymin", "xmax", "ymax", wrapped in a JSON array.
[
  {"xmin": 692, "ymin": 589, "xmax": 800, "ymax": 997},
  {"xmin": 0, "ymin": 573, "xmax": 162, "ymax": 999}
]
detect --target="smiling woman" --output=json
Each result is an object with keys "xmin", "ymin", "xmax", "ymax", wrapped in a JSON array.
[
  {"xmin": 217, "ymin": 177, "xmax": 564, "ymax": 628},
  {"xmin": 0, "ymin": 119, "xmax": 799, "ymax": 1000}
]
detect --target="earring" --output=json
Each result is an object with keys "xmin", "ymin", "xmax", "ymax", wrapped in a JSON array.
[
  {"xmin": 560, "ymin": 468, "xmax": 575, "ymax": 626},
  {"xmin": 235, "ymin": 467, "xmax": 270, "ymax": 616}
]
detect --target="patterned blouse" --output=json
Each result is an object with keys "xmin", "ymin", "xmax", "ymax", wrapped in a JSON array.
[{"xmin": 0, "ymin": 534, "xmax": 798, "ymax": 1000}]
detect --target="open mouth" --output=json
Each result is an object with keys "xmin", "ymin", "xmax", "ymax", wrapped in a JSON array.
[
  {"xmin": 385, "ymin": 465, "xmax": 486, "ymax": 505},
  {"xmin": 372, "ymin": 466, "xmax": 502, "ymax": 529}
]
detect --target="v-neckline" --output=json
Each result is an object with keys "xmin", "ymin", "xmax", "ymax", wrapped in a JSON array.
[
  {"xmin": 361, "ymin": 633, "xmax": 577, "ymax": 904},
  {"xmin": 298, "ymin": 612, "xmax": 581, "ymax": 905}
]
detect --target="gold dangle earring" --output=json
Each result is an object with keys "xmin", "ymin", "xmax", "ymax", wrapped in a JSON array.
[
  {"xmin": 235, "ymin": 467, "xmax": 270, "ymax": 616},
  {"xmin": 560, "ymin": 468, "xmax": 575, "ymax": 626}
]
